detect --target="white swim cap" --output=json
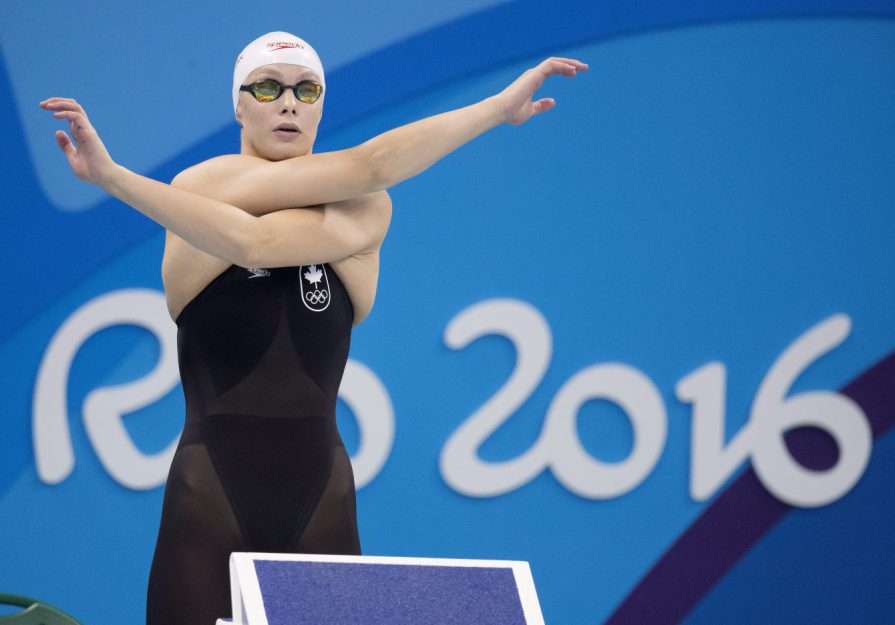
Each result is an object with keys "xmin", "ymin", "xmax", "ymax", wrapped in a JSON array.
[{"xmin": 232, "ymin": 31, "xmax": 326, "ymax": 115}]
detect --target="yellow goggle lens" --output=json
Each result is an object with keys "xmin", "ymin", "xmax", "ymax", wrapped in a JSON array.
[{"xmin": 249, "ymin": 80, "xmax": 321, "ymax": 103}]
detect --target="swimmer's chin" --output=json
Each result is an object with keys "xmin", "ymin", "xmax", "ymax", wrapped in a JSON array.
[{"xmin": 263, "ymin": 145, "xmax": 313, "ymax": 161}]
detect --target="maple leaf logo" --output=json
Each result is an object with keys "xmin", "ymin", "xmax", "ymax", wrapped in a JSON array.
[{"xmin": 303, "ymin": 265, "xmax": 323, "ymax": 286}]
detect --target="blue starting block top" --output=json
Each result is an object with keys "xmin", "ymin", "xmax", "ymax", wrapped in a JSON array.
[{"xmin": 221, "ymin": 553, "xmax": 545, "ymax": 625}]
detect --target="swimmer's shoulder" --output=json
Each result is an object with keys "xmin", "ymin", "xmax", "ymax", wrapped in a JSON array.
[{"xmin": 171, "ymin": 154, "xmax": 266, "ymax": 190}]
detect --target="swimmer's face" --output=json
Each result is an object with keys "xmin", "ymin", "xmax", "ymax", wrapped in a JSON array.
[{"xmin": 236, "ymin": 63, "xmax": 324, "ymax": 160}]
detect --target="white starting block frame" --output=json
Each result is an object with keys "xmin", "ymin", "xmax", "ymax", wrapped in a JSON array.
[{"xmin": 216, "ymin": 552, "xmax": 545, "ymax": 625}]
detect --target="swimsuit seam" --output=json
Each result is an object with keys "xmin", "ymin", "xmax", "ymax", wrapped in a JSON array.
[{"xmin": 286, "ymin": 434, "xmax": 337, "ymax": 552}]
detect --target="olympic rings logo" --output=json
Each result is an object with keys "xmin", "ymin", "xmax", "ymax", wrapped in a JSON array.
[{"xmin": 306, "ymin": 289, "xmax": 328, "ymax": 305}]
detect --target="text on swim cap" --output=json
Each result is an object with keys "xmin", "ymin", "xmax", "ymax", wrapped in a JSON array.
[{"xmin": 267, "ymin": 42, "xmax": 305, "ymax": 51}]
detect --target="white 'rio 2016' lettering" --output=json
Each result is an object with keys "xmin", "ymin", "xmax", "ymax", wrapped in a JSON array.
[{"xmin": 34, "ymin": 291, "xmax": 871, "ymax": 507}]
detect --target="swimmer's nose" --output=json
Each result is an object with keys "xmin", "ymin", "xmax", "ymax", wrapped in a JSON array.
[{"xmin": 280, "ymin": 87, "xmax": 300, "ymax": 114}]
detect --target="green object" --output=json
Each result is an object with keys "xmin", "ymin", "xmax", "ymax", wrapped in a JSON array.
[{"xmin": 0, "ymin": 594, "xmax": 82, "ymax": 625}]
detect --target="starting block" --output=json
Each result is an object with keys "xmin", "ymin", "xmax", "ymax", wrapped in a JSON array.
[{"xmin": 215, "ymin": 552, "xmax": 545, "ymax": 625}]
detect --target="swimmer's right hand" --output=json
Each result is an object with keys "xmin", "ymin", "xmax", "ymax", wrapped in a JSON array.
[{"xmin": 39, "ymin": 97, "xmax": 120, "ymax": 188}]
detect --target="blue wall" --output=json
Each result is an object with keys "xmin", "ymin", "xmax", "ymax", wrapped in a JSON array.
[{"xmin": 1, "ymin": 2, "xmax": 894, "ymax": 624}]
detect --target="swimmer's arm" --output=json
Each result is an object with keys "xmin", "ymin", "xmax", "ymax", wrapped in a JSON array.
[
  {"xmin": 244, "ymin": 191, "xmax": 391, "ymax": 267},
  {"xmin": 102, "ymin": 165, "xmax": 389, "ymax": 267},
  {"xmin": 184, "ymin": 57, "xmax": 588, "ymax": 211},
  {"xmin": 42, "ymin": 55, "xmax": 585, "ymax": 254},
  {"xmin": 177, "ymin": 98, "xmax": 505, "ymax": 213},
  {"xmin": 169, "ymin": 167, "xmax": 316, "ymax": 217},
  {"xmin": 40, "ymin": 97, "xmax": 388, "ymax": 266}
]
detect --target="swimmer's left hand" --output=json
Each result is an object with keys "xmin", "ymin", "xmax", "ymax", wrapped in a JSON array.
[
  {"xmin": 39, "ymin": 97, "xmax": 120, "ymax": 188},
  {"xmin": 495, "ymin": 57, "xmax": 588, "ymax": 126}
]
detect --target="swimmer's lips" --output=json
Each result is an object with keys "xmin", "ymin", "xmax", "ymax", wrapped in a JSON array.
[{"xmin": 273, "ymin": 123, "xmax": 301, "ymax": 138}]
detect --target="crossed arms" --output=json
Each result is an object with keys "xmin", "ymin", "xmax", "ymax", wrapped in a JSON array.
[
  {"xmin": 41, "ymin": 58, "xmax": 588, "ymax": 267},
  {"xmin": 105, "ymin": 95, "xmax": 505, "ymax": 268}
]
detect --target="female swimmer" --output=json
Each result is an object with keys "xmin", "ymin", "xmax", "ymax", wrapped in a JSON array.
[{"xmin": 40, "ymin": 31, "xmax": 587, "ymax": 625}]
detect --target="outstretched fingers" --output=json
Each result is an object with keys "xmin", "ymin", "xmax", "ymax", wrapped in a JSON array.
[
  {"xmin": 40, "ymin": 97, "xmax": 86, "ymax": 113},
  {"xmin": 522, "ymin": 57, "xmax": 586, "ymax": 118},
  {"xmin": 539, "ymin": 57, "xmax": 589, "ymax": 78},
  {"xmin": 42, "ymin": 98, "xmax": 89, "ymax": 128},
  {"xmin": 49, "ymin": 108, "xmax": 92, "ymax": 143},
  {"xmin": 551, "ymin": 57, "xmax": 589, "ymax": 70},
  {"xmin": 50, "ymin": 109, "xmax": 85, "ymax": 121},
  {"xmin": 41, "ymin": 97, "xmax": 83, "ymax": 106},
  {"xmin": 40, "ymin": 95, "xmax": 117, "ymax": 186},
  {"xmin": 41, "ymin": 98, "xmax": 91, "ymax": 125}
]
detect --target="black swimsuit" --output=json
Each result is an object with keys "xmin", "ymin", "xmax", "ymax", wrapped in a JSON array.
[{"xmin": 146, "ymin": 263, "xmax": 360, "ymax": 625}]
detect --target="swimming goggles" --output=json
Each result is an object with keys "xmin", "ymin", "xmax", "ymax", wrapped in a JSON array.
[{"xmin": 239, "ymin": 79, "xmax": 323, "ymax": 104}]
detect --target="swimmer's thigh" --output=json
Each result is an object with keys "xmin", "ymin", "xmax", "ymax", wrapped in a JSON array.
[{"xmin": 146, "ymin": 442, "xmax": 244, "ymax": 625}]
